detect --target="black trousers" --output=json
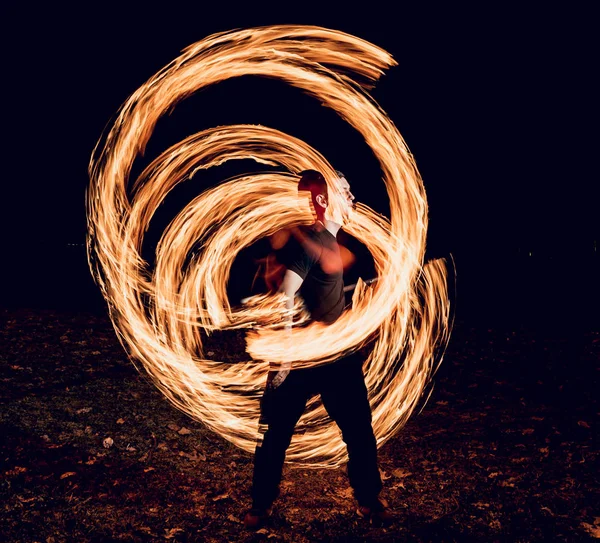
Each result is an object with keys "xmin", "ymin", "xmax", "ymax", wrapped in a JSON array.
[{"xmin": 251, "ymin": 352, "xmax": 382, "ymax": 509}]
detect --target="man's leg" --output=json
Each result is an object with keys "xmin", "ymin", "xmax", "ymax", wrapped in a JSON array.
[
  {"xmin": 250, "ymin": 371, "xmax": 309, "ymax": 510},
  {"xmin": 319, "ymin": 354, "xmax": 383, "ymax": 507}
]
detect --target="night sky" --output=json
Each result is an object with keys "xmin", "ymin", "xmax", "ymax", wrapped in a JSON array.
[{"xmin": 1, "ymin": 3, "xmax": 597, "ymax": 324}]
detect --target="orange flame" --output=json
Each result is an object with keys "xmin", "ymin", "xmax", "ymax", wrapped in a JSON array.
[{"xmin": 87, "ymin": 25, "xmax": 452, "ymax": 468}]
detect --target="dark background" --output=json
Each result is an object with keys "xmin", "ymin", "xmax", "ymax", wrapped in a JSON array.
[
  {"xmin": 1, "ymin": 3, "xmax": 597, "ymax": 331},
  {"xmin": 0, "ymin": 6, "xmax": 598, "ymax": 541}
]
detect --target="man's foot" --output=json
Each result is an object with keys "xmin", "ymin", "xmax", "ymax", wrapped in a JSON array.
[
  {"xmin": 243, "ymin": 506, "xmax": 272, "ymax": 529},
  {"xmin": 357, "ymin": 498, "xmax": 394, "ymax": 526}
]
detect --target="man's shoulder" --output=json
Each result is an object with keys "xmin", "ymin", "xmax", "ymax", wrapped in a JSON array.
[
  {"xmin": 300, "ymin": 225, "xmax": 329, "ymax": 252},
  {"xmin": 297, "ymin": 223, "xmax": 318, "ymax": 236},
  {"xmin": 278, "ymin": 225, "xmax": 324, "ymax": 266},
  {"xmin": 289, "ymin": 224, "xmax": 320, "ymax": 246}
]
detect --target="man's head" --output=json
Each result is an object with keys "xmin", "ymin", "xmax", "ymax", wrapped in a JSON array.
[{"xmin": 298, "ymin": 169, "xmax": 354, "ymax": 224}]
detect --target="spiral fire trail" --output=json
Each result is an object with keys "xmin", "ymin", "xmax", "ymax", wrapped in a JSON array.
[{"xmin": 87, "ymin": 25, "xmax": 452, "ymax": 467}]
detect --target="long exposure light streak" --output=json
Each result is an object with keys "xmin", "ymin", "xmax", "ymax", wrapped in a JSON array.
[{"xmin": 87, "ymin": 25, "xmax": 452, "ymax": 467}]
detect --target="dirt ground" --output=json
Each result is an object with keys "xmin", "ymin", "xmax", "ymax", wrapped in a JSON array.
[{"xmin": 1, "ymin": 307, "xmax": 598, "ymax": 542}]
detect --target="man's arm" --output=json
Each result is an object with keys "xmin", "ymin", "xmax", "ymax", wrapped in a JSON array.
[
  {"xmin": 280, "ymin": 268, "xmax": 304, "ymax": 316},
  {"xmin": 268, "ymin": 269, "xmax": 304, "ymax": 387}
]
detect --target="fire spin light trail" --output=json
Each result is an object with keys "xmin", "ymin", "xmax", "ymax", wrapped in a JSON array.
[{"xmin": 87, "ymin": 25, "xmax": 452, "ymax": 468}]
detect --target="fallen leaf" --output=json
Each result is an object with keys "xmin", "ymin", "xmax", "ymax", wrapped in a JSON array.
[
  {"xmin": 511, "ymin": 457, "xmax": 528, "ymax": 464},
  {"xmin": 227, "ymin": 514, "xmax": 240, "ymax": 523},
  {"xmin": 379, "ymin": 470, "xmax": 392, "ymax": 480},
  {"xmin": 337, "ymin": 487, "xmax": 354, "ymax": 499},
  {"xmin": 164, "ymin": 527, "xmax": 184, "ymax": 539},
  {"xmin": 578, "ymin": 421, "xmax": 591, "ymax": 428},
  {"xmin": 167, "ymin": 423, "xmax": 180, "ymax": 431},
  {"xmin": 6, "ymin": 466, "xmax": 27, "ymax": 476},
  {"xmin": 581, "ymin": 522, "xmax": 600, "ymax": 538},
  {"xmin": 178, "ymin": 427, "xmax": 192, "ymax": 435},
  {"xmin": 76, "ymin": 407, "xmax": 92, "ymax": 414},
  {"xmin": 179, "ymin": 451, "xmax": 199, "ymax": 461},
  {"xmin": 103, "ymin": 437, "xmax": 114, "ymax": 448},
  {"xmin": 212, "ymin": 492, "xmax": 230, "ymax": 502},
  {"xmin": 392, "ymin": 469, "xmax": 412, "ymax": 478},
  {"xmin": 60, "ymin": 472, "xmax": 76, "ymax": 479},
  {"xmin": 116, "ymin": 418, "xmax": 125, "ymax": 424}
]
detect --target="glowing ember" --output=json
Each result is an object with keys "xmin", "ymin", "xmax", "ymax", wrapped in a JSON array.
[{"xmin": 87, "ymin": 25, "xmax": 452, "ymax": 467}]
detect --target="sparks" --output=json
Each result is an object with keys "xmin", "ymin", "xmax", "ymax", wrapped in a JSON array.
[{"xmin": 87, "ymin": 25, "xmax": 452, "ymax": 468}]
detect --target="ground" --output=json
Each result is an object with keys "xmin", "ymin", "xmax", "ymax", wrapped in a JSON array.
[{"xmin": 1, "ymin": 307, "xmax": 598, "ymax": 542}]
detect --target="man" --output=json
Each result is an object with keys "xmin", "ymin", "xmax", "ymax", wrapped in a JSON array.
[{"xmin": 244, "ymin": 169, "xmax": 392, "ymax": 529}]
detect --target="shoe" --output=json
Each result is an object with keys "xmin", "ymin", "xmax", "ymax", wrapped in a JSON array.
[
  {"xmin": 357, "ymin": 499, "xmax": 394, "ymax": 525},
  {"xmin": 243, "ymin": 506, "xmax": 272, "ymax": 529}
]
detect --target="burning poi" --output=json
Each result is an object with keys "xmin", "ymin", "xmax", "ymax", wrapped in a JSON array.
[{"xmin": 86, "ymin": 25, "xmax": 452, "ymax": 468}]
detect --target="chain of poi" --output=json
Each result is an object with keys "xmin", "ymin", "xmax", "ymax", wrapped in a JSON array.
[{"xmin": 87, "ymin": 25, "xmax": 451, "ymax": 467}]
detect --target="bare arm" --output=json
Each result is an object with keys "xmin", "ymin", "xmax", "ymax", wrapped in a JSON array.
[
  {"xmin": 279, "ymin": 269, "xmax": 304, "ymax": 317},
  {"xmin": 269, "ymin": 269, "xmax": 304, "ymax": 387}
]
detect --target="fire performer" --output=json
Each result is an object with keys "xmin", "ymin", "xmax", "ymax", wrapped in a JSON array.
[{"xmin": 244, "ymin": 169, "xmax": 393, "ymax": 529}]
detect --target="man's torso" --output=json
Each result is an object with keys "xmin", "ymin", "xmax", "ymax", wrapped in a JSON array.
[{"xmin": 280, "ymin": 224, "xmax": 345, "ymax": 324}]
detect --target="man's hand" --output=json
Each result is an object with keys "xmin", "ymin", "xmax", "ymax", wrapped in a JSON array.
[
  {"xmin": 267, "ymin": 358, "xmax": 291, "ymax": 389},
  {"xmin": 268, "ymin": 368, "xmax": 290, "ymax": 388}
]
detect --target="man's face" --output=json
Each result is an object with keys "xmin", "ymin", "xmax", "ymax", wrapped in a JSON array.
[{"xmin": 326, "ymin": 175, "xmax": 355, "ymax": 225}]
